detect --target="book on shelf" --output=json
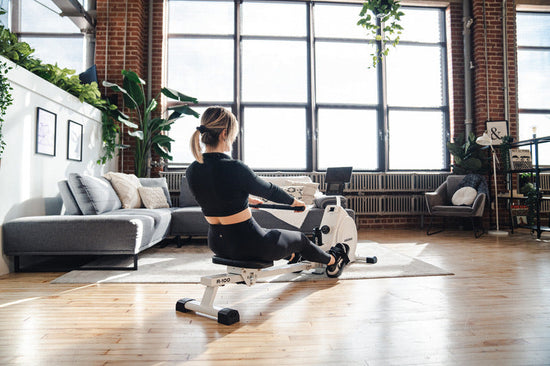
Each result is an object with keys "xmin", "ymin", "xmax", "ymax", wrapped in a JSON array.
[{"xmin": 509, "ymin": 149, "xmax": 532, "ymax": 170}]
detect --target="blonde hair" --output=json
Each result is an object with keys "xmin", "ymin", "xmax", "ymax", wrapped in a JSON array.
[{"xmin": 190, "ymin": 106, "xmax": 239, "ymax": 163}]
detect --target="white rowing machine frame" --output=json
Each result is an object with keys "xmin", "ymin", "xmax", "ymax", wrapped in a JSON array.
[{"xmin": 176, "ymin": 197, "xmax": 375, "ymax": 325}]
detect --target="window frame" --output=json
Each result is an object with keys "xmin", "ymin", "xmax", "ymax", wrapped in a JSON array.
[
  {"xmin": 167, "ymin": 0, "xmax": 450, "ymax": 172},
  {"xmin": 516, "ymin": 10, "xmax": 550, "ymax": 167}
]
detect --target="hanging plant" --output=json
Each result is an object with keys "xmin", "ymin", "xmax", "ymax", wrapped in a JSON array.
[{"xmin": 357, "ymin": 0, "xmax": 404, "ymax": 68}]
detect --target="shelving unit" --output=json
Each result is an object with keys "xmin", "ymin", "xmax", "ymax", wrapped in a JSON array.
[{"xmin": 502, "ymin": 136, "xmax": 550, "ymax": 238}]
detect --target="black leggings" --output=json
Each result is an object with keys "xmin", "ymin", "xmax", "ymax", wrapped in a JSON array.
[{"xmin": 207, "ymin": 217, "xmax": 331, "ymax": 264}]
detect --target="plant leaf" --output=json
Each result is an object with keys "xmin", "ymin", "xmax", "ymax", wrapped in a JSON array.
[
  {"xmin": 129, "ymin": 130, "xmax": 144, "ymax": 140},
  {"xmin": 161, "ymin": 87, "xmax": 198, "ymax": 103}
]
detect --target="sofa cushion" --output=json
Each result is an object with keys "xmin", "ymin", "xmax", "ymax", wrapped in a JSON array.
[
  {"xmin": 138, "ymin": 187, "xmax": 170, "ymax": 209},
  {"xmin": 179, "ymin": 176, "xmax": 199, "ymax": 207},
  {"xmin": 102, "ymin": 208, "xmax": 173, "ymax": 244},
  {"xmin": 104, "ymin": 172, "xmax": 142, "ymax": 209},
  {"xmin": 68, "ymin": 173, "xmax": 122, "ymax": 215},
  {"xmin": 139, "ymin": 177, "xmax": 172, "ymax": 207},
  {"xmin": 58, "ymin": 180, "xmax": 82, "ymax": 215},
  {"xmin": 171, "ymin": 207, "xmax": 209, "ymax": 235}
]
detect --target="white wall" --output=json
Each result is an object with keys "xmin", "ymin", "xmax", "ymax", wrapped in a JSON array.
[{"xmin": 0, "ymin": 56, "xmax": 116, "ymax": 275}]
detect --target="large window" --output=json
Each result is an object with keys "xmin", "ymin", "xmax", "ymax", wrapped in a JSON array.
[
  {"xmin": 167, "ymin": 0, "xmax": 448, "ymax": 171},
  {"xmin": 517, "ymin": 11, "xmax": 550, "ymax": 166}
]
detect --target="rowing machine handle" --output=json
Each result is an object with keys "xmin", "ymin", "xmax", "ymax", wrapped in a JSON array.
[{"xmin": 250, "ymin": 204, "xmax": 305, "ymax": 212}]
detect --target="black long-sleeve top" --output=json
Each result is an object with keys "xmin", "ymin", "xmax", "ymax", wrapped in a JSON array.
[{"xmin": 186, "ymin": 152, "xmax": 294, "ymax": 217}]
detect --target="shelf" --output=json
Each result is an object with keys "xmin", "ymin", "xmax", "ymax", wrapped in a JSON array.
[
  {"xmin": 501, "ymin": 136, "xmax": 550, "ymax": 239},
  {"xmin": 505, "ymin": 167, "xmax": 550, "ymax": 174},
  {"xmin": 522, "ymin": 225, "xmax": 550, "ymax": 233}
]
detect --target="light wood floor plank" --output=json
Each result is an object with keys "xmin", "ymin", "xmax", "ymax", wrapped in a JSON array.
[{"xmin": 1, "ymin": 229, "xmax": 550, "ymax": 365}]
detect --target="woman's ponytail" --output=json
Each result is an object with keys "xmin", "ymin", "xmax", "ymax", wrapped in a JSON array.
[{"xmin": 190, "ymin": 129, "xmax": 203, "ymax": 163}]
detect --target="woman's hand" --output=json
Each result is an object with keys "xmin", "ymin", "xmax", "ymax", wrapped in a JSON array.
[
  {"xmin": 249, "ymin": 197, "xmax": 264, "ymax": 208},
  {"xmin": 291, "ymin": 199, "xmax": 306, "ymax": 211}
]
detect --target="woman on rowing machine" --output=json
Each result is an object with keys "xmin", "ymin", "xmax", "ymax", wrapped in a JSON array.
[{"xmin": 186, "ymin": 106, "xmax": 349, "ymax": 277}]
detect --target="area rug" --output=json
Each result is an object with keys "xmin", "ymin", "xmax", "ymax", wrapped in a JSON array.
[{"xmin": 51, "ymin": 242, "xmax": 453, "ymax": 284}]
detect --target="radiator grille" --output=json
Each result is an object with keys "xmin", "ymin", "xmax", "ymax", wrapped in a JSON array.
[
  {"xmin": 161, "ymin": 170, "xmax": 450, "ymax": 215},
  {"xmin": 540, "ymin": 173, "xmax": 550, "ymax": 193}
]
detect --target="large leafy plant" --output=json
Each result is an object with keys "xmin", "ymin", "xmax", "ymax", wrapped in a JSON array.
[
  {"xmin": 447, "ymin": 132, "xmax": 490, "ymax": 175},
  {"xmin": 103, "ymin": 70, "xmax": 199, "ymax": 177},
  {"xmin": 357, "ymin": 0, "xmax": 404, "ymax": 68}
]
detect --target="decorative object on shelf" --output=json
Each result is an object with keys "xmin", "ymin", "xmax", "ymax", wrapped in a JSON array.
[
  {"xmin": 35, "ymin": 107, "xmax": 57, "ymax": 157},
  {"xmin": 103, "ymin": 70, "xmax": 199, "ymax": 177},
  {"xmin": 476, "ymin": 131, "xmax": 509, "ymax": 236},
  {"xmin": 485, "ymin": 120, "xmax": 508, "ymax": 145},
  {"xmin": 357, "ymin": 0, "xmax": 404, "ymax": 68},
  {"xmin": 509, "ymin": 149, "xmax": 532, "ymax": 170},
  {"xmin": 67, "ymin": 120, "xmax": 83, "ymax": 161},
  {"xmin": 447, "ymin": 132, "xmax": 489, "ymax": 174},
  {"xmin": 519, "ymin": 182, "xmax": 537, "ymax": 226},
  {"xmin": 500, "ymin": 135, "xmax": 513, "ymax": 171}
]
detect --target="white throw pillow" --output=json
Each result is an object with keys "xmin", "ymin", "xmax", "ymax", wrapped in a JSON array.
[
  {"xmin": 104, "ymin": 172, "xmax": 142, "ymax": 209},
  {"xmin": 452, "ymin": 186, "xmax": 477, "ymax": 206},
  {"xmin": 138, "ymin": 186, "xmax": 170, "ymax": 209}
]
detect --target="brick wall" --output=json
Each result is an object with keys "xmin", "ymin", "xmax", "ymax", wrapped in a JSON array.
[
  {"xmin": 95, "ymin": 0, "xmax": 165, "ymax": 176},
  {"xmin": 93, "ymin": 0, "xmax": 520, "ymax": 229}
]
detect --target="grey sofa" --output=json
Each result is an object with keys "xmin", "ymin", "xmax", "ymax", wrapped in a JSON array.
[{"xmin": 3, "ymin": 173, "xmax": 354, "ymax": 271}]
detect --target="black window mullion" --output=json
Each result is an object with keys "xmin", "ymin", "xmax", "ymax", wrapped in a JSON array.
[
  {"xmin": 378, "ymin": 17, "xmax": 388, "ymax": 172},
  {"xmin": 307, "ymin": 2, "xmax": 315, "ymax": 172},
  {"xmin": 234, "ymin": 0, "xmax": 242, "ymax": 161}
]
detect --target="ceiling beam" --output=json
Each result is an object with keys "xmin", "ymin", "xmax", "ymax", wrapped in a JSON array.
[{"xmin": 51, "ymin": 0, "xmax": 95, "ymax": 32}]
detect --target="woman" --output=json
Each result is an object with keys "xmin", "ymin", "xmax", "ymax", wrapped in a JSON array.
[{"xmin": 186, "ymin": 106, "xmax": 349, "ymax": 277}]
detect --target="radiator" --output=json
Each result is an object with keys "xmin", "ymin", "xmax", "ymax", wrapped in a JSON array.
[{"xmin": 160, "ymin": 171, "xmax": 449, "ymax": 215}]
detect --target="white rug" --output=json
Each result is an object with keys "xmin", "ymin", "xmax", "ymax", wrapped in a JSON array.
[{"xmin": 51, "ymin": 242, "xmax": 453, "ymax": 284}]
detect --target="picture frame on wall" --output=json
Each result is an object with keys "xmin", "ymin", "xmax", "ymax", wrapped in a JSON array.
[
  {"xmin": 67, "ymin": 120, "xmax": 83, "ymax": 161},
  {"xmin": 35, "ymin": 107, "xmax": 57, "ymax": 156},
  {"xmin": 485, "ymin": 120, "xmax": 508, "ymax": 146}
]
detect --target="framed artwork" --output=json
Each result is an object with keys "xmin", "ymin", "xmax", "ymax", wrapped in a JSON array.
[
  {"xmin": 67, "ymin": 120, "xmax": 83, "ymax": 161},
  {"xmin": 485, "ymin": 120, "xmax": 508, "ymax": 146},
  {"xmin": 35, "ymin": 107, "xmax": 57, "ymax": 156}
]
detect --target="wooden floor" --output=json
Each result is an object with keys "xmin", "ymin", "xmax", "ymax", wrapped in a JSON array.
[{"xmin": 1, "ymin": 229, "xmax": 550, "ymax": 366}]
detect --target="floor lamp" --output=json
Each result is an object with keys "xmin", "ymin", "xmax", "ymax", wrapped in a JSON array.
[{"xmin": 476, "ymin": 132, "xmax": 509, "ymax": 236}]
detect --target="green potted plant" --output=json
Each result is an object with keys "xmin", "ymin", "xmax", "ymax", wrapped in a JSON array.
[
  {"xmin": 0, "ymin": 59, "xmax": 13, "ymax": 168},
  {"xmin": 447, "ymin": 132, "xmax": 490, "ymax": 175},
  {"xmin": 520, "ymin": 182, "xmax": 537, "ymax": 226},
  {"xmin": 357, "ymin": 0, "xmax": 404, "ymax": 67},
  {"xmin": 103, "ymin": 70, "xmax": 199, "ymax": 177}
]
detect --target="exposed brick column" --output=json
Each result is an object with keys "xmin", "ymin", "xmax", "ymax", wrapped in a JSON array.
[
  {"xmin": 471, "ymin": 0, "xmax": 517, "ymax": 137},
  {"xmin": 95, "ymin": 0, "xmax": 165, "ymax": 176},
  {"xmin": 470, "ymin": 0, "xmax": 518, "ymax": 229}
]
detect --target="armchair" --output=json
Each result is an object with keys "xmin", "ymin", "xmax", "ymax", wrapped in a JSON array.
[{"xmin": 425, "ymin": 175, "xmax": 487, "ymax": 238}]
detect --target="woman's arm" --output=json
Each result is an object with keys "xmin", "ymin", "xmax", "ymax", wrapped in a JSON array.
[{"xmin": 237, "ymin": 162, "xmax": 294, "ymax": 205}]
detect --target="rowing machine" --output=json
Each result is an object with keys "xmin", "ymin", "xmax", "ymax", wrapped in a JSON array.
[{"xmin": 176, "ymin": 199, "xmax": 376, "ymax": 325}]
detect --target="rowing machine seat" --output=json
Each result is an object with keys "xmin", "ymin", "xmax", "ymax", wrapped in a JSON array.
[{"xmin": 212, "ymin": 256, "xmax": 274, "ymax": 269}]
